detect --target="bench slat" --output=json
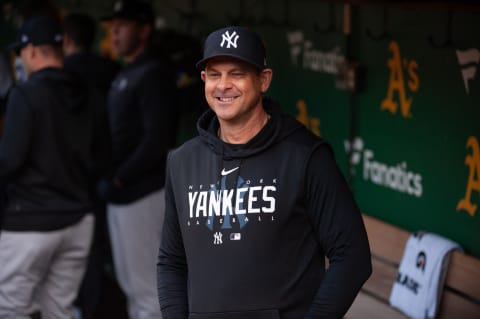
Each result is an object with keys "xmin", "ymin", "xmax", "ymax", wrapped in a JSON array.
[
  {"xmin": 438, "ymin": 290, "xmax": 480, "ymax": 319},
  {"xmin": 362, "ymin": 215, "xmax": 409, "ymax": 264},
  {"xmin": 446, "ymin": 251, "xmax": 480, "ymax": 300},
  {"xmin": 362, "ymin": 257, "xmax": 397, "ymax": 301}
]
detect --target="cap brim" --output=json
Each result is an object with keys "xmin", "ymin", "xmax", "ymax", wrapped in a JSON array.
[
  {"xmin": 7, "ymin": 41, "xmax": 24, "ymax": 50},
  {"xmin": 7, "ymin": 41, "xmax": 26, "ymax": 54},
  {"xmin": 196, "ymin": 54, "xmax": 265, "ymax": 71}
]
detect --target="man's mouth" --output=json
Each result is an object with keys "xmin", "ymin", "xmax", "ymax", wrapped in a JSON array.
[{"xmin": 216, "ymin": 97, "xmax": 236, "ymax": 102}]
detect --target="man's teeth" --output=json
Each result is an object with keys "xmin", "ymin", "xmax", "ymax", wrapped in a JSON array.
[{"xmin": 218, "ymin": 97, "xmax": 234, "ymax": 102}]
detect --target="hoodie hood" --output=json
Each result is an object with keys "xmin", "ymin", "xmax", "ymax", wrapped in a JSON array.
[
  {"xmin": 29, "ymin": 67, "xmax": 88, "ymax": 112},
  {"xmin": 197, "ymin": 97, "xmax": 303, "ymax": 160}
]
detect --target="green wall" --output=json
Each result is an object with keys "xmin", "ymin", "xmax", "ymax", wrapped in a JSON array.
[{"xmin": 257, "ymin": 4, "xmax": 480, "ymax": 257}]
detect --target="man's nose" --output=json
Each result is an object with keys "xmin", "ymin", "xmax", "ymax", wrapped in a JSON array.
[{"xmin": 217, "ymin": 74, "xmax": 232, "ymax": 90}]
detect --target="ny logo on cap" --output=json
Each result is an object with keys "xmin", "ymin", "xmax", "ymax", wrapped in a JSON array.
[{"xmin": 220, "ymin": 31, "xmax": 239, "ymax": 49}]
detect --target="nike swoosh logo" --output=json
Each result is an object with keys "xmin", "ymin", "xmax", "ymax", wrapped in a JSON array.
[{"xmin": 221, "ymin": 167, "xmax": 240, "ymax": 176}]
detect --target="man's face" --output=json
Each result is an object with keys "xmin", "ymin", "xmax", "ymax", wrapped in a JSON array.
[
  {"xmin": 110, "ymin": 18, "xmax": 142, "ymax": 57},
  {"xmin": 201, "ymin": 57, "xmax": 272, "ymax": 125}
]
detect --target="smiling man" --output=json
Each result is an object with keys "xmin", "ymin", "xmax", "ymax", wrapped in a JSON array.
[{"xmin": 157, "ymin": 26, "xmax": 372, "ymax": 319}]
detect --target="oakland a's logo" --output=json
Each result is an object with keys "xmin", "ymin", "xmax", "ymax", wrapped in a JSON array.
[
  {"xmin": 457, "ymin": 136, "xmax": 480, "ymax": 217},
  {"xmin": 381, "ymin": 41, "xmax": 419, "ymax": 118}
]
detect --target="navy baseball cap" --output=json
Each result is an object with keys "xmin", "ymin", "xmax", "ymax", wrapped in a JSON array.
[
  {"xmin": 102, "ymin": 0, "xmax": 154, "ymax": 25},
  {"xmin": 196, "ymin": 26, "xmax": 267, "ymax": 70},
  {"xmin": 8, "ymin": 15, "xmax": 63, "ymax": 52}
]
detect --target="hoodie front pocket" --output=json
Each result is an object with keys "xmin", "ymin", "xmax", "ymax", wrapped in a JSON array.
[{"xmin": 189, "ymin": 308, "xmax": 280, "ymax": 319}]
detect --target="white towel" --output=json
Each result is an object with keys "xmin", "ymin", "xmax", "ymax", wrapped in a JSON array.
[{"xmin": 389, "ymin": 231, "xmax": 462, "ymax": 319}]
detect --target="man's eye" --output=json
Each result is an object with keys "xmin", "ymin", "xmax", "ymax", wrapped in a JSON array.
[{"xmin": 231, "ymin": 72, "xmax": 244, "ymax": 77}]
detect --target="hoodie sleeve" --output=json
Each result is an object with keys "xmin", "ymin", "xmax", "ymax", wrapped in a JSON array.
[
  {"xmin": 303, "ymin": 143, "xmax": 372, "ymax": 318},
  {"xmin": 157, "ymin": 154, "xmax": 189, "ymax": 318},
  {"xmin": 115, "ymin": 64, "xmax": 177, "ymax": 184},
  {"xmin": 0, "ymin": 87, "xmax": 33, "ymax": 183}
]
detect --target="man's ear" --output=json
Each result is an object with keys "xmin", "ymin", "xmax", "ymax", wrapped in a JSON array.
[
  {"xmin": 260, "ymin": 68, "xmax": 273, "ymax": 93},
  {"xmin": 201, "ymin": 70, "xmax": 206, "ymax": 82}
]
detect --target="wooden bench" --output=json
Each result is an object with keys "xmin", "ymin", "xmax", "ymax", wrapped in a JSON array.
[{"xmin": 345, "ymin": 214, "xmax": 480, "ymax": 319}]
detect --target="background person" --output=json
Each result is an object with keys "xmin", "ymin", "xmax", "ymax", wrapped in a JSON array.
[
  {"xmin": 62, "ymin": 12, "xmax": 120, "ymax": 97},
  {"xmin": 0, "ymin": 15, "xmax": 108, "ymax": 318},
  {"xmin": 97, "ymin": 1, "xmax": 179, "ymax": 318}
]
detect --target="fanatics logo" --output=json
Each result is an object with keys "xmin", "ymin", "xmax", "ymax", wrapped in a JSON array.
[
  {"xmin": 456, "ymin": 48, "xmax": 480, "ymax": 94},
  {"xmin": 220, "ymin": 31, "xmax": 239, "ymax": 49},
  {"xmin": 344, "ymin": 136, "xmax": 423, "ymax": 198}
]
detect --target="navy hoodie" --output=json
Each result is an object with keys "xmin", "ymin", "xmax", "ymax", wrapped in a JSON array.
[
  {"xmin": 158, "ymin": 98, "xmax": 371, "ymax": 319},
  {"xmin": 0, "ymin": 67, "xmax": 108, "ymax": 231}
]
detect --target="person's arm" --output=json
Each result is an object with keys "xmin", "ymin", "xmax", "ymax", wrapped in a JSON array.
[
  {"xmin": 115, "ymin": 64, "xmax": 177, "ymax": 184},
  {"xmin": 0, "ymin": 87, "xmax": 33, "ymax": 183},
  {"xmin": 157, "ymin": 155, "xmax": 189, "ymax": 318},
  {"xmin": 304, "ymin": 143, "xmax": 372, "ymax": 318}
]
